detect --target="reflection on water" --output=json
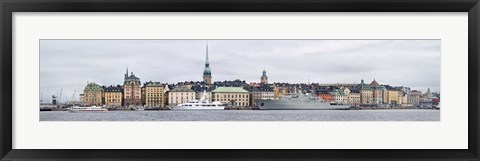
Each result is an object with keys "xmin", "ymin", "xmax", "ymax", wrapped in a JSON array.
[{"xmin": 40, "ymin": 109, "xmax": 440, "ymax": 121}]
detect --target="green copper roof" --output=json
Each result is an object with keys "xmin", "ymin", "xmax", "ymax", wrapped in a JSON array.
[
  {"xmin": 212, "ymin": 87, "xmax": 249, "ymax": 93},
  {"xmin": 170, "ymin": 87, "xmax": 194, "ymax": 92},
  {"xmin": 84, "ymin": 82, "xmax": 103, "ymax": 91},
  {"xmin": 203, "ymin": 67, "xmax": 211, "ymax": 75},
  {"xmin": 145, "ymin": 82, "xmax": 163, "ymax": 87}
]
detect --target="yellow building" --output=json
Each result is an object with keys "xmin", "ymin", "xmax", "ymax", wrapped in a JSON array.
[
  {"xmin": 144, "ymin": 82, "xmax": 166, "ymax": 108},
  {"xmin": 348, "ymin": 92, "xmax": 361, "ymax": 106},
  {"xmin": 359, "ymin": 79, "xmax": 373, "ymax": 104},
  {"xmin": 387, "ymin": 90, "xmax": 400, "ymax": 104},
  {"xmin": 104, "ymin": 85, "xmax": 123, "ymax": 107},
  {"xmin": 168, "ymin": 87, "xmax": 195, "ymax": 105},
  {"xmin": 83, "ymin": 82, "xmax": 103, "ymax": 106},
  {"xmin": 273, "ymin": 85, "xmax": 288, "ymax": 99},
  {"xmin": 123, "ymin": 70, "xmax": 142, "ymax": 107},
  {"xmin": 212, "ymin": 87, "xmax": 250, "ymax": 107}
]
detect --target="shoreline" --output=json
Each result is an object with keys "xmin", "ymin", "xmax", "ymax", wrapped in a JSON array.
[{"xmin": 40, "ymin": 107, "xmax": 439, "ymax": 112}]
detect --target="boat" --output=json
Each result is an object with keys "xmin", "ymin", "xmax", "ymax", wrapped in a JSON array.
[
  {"xmin": 69, "ymin": 106, "xmax": 108, "ymax": 113},
  {"xmin": 170, "ymin": 90, "xmax": 224, "ymax": 110},
  {"xmin": 133, "ymin": 106, "xmax": 145, "ymax": 111},
  {"xmin": 434, "ymin": 103, "xmax": 440, "ymax": 110},
  {"xmin": 256, "ymin": 91, "xmax": 350, "ymax": 110}
]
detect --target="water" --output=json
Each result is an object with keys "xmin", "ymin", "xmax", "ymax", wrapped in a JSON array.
[{"xmin": 40, "ymin": 109, "xmax": 440, "ymax": 121}]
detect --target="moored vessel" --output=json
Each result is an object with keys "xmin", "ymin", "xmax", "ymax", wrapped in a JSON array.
[
  {"xmin": 257, "ymin": 92, "xmax": 350, "ymax": 110},
  {"xmin": 170, "ymin": 90, "xmax": 224, "ymax": 110},
  {"xmin": 69, "ymin": 106, "xmax": 108, "ymax": 113}
]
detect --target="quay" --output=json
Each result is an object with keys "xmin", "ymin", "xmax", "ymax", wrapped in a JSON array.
[{"xmin": 224, "ymin": 106, "xmax": 259, "ymax": 110}]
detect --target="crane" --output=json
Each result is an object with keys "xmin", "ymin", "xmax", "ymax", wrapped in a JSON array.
[
  {"xmin": 59, "ymin": 88, "xmax": 63, "ymax": 104},
  {"xmin": 71, "ymin": 90, "xmax": 76, "ymax": 104}
]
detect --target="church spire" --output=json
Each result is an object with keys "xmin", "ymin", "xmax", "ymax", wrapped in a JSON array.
[
  {"xmin": 125, "ymin": 67, "xmax": 129, "ymax": 79},
  {"xmin": 205, "ymin": 41, "xmax": 209, "ymax": 67},
  {"xmin": 203, "ymin": 41, "xmax": 212, "ymax": 84},
  {"xmin": 261, "ymin": 68, "xmax": 268, "ymax": 84}
]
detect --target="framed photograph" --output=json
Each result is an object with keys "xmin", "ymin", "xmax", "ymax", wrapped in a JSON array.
[{"xmin": 1, "ymin": 0, "xmax": 479, "ymax": 160}]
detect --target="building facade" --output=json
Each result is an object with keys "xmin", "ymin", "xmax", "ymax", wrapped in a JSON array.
[
  {"xmin": 359, "ymin": 79, "xmax": 373, "ymax": 104},
  {"xmin": 387, "ymin": 89, "xmax": 400, "ymax": 105},
  {"xmin": 123, "ymin": 69, "xmax": 142, "ymax": 107},
  {"xmin": 103, "ymin": 85, "xmax": 123, "ymax": 107},
  {"xmin": 330, "ymin": 89, "xmax": 347, "ymax": 104},
  {"xmin": 83, "ymin": 82, "xmax": 103, "ymax": 106},
  {"xmin": 348, "ymin": 92, "xmax": 361, "ymax": 106},
  {"xmin": 409, "ymin": 90, "xmax": 422, "ymax": 106},
  {"xmin": 212, "ymin": 87, "xmax": 250, "ymax": 107},
  {"xmin": 249, "ymin": 86, "xmax": 274, "ymax": 106},
  {"xmin": 144, "ymin": 81, "xmax": 166, "ymax": 108},
  {"xmin": 168, "ymin": 87, "xmax": 195, "ymax": 105},
  {"xmin": 369, "ymin": 79, "xmax": 387, "ymax": 104}
]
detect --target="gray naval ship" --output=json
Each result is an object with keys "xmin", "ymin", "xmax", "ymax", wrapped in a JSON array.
[{"xmin": 256, "ymin": 92, "xmax": 350, "ymax": 110}]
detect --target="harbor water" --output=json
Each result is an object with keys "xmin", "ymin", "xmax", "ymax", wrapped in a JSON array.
[{"xmin": 40, "ymin": 109, "xmax": 440, "ymax": 121}]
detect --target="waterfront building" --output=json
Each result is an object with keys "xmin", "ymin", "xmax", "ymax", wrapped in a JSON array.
[
  {"xmin": 369, "ymin": 79, "xmax": 387, "ymax": 104},
  {"xmin": 273, "ymin": 86, "xmax": 280, "ymax": 99},
  {"xmin": 425, "ymin": 88, "xmax": 432, "ymax": 98},
  {"xmin": 103, "ymin": 85, "xmax": 123, "ymax": 107},
  {"xmin": 250, "ymin": 90, "xmax": 261, "ymax": 106},
  {"xmin": 83, "ymin": 82, "xmax": 104, "ymax": 106},
  {"xmin": 342, "ymin": 86, "xmax": 351, "ymax": 96},
  {"xmin": 79, "ymin": 94, "xmax": 84, "ymax": 103},
  {"xmin": 260, "ymin": 69, "xmax": 268, "ymax": 84},
  {"xmin": 212, "ymin": 87, "xmax": 250, "ymax": 106},
  {"xmin": 316, "ymin": 87, "xmax": 333, "ymax": 102},
  {"xmin": 274, "ymin": 86, "xmax": 288, "ymax": 99},
  {"xmin": 386, "ymin": 88, "xmax": 400, "ymax": 105},
  {"xmin": 144, "ymin": 81, "xmax": 166, "ymax": 108},
  {"xmin": 168, "ymin": 87, "xmax": 195, "ymax": 105},
  {"xmin": 123, "ymin": 69, "xmax": 142, "ymax": 107},
  {"xmin": 395, "ymin": 86, "xmax": 411, "ymax": 106},
  {"xmin": 141, "ymin": 86, "xmax": 146, "ymax": 105},
  {"xmin": 348, "ymin": 87, "xmax": 361, "ymax": 106},
  {"xmin": 359, "ymin": 79, "xmax": 373, "ymax": 104},
  {"xmin": 249, "ymin": 85, "xmax": 274, "ymax": 106},
  {"xmin": 410, "ymin": 90, "xmax": 422, "ymax": 106},
  {"xmin": 330, "ymin": 89, "xmax": 347, "ymax": 104},
  {"xmin": 202, "ymin": 43, "xmax": 212, "ymax": 85}
]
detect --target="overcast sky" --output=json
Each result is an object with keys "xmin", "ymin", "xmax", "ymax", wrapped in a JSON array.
[{"xmin": 40, "ymin": 40, "xmax": 440, "ymax": 103}]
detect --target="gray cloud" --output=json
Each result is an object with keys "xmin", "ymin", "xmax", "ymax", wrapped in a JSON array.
[{"xmin": 40, "ymin": 40, "xmax": 440, "ymax": 103}]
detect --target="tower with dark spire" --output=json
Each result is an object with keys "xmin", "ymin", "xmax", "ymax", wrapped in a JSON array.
[
  {"xmin": 125, "ymin": 67, "xmax": 129, "ymax": 79},
  {"xmin": 260, "ymin": 69, "xmax": 268, "ymax": 84},
  {"xmin": 202, "ymin": 42, "xmax": 212, "ymax": 84}
]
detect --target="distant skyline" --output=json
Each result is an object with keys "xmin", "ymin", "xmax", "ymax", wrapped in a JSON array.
[{"xmin": 40, "ymin": 40, "xmax": 440, "ymax": 103}]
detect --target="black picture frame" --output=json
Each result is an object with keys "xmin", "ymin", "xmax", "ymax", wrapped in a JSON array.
[{"xmin": 1, "ymin": 0, "xmax": 479, "ymax": 160}]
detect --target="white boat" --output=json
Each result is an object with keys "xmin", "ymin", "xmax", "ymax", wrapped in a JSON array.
[
  {"xmin": 133, "ymin": 106, "xmax": 145, "ymax": 111},
  {"xmin": 69, "ymin": 106, "xmax": 108, "ymax": 113},
  {"xmin": 171, "ymin": 90, "xmax": 224, "ymax": 110}
]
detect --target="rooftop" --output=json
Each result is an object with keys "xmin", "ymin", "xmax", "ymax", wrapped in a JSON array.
[
  {"xmin": 170, "ymin": 87, "xmax": 194, "ymax": 92},
  {"xmin": 145, "ymin": 81, "xmax": 164, "ymax": 87},
  {"xmin": 84, "ymin": 82, "xmax": 103, "ymax": 91},
  {"xmin": 212, "ymin": 87, "xmax": 249, "ymax": 93}
]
